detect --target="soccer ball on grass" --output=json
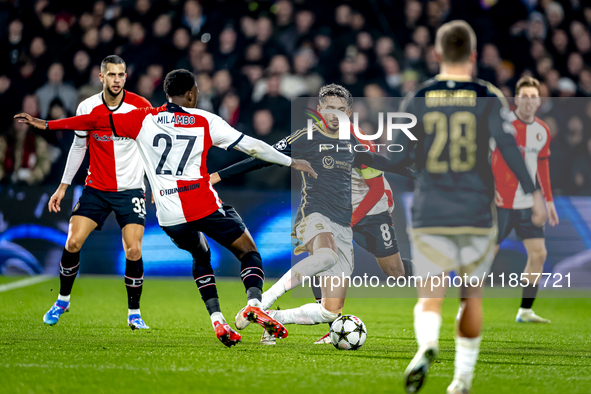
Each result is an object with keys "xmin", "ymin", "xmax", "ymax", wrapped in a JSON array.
[{"xmin": 329, "ymin": 315, "xmax": 367, "ymax": 350}]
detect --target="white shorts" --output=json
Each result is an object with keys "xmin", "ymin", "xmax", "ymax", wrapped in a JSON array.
[
  {"xmin": 293, "ymin": 212, "xmax": 354, "ymax": 277},
  {"xmin": 411, "ymin": 228, "xmax": 497, "ymax": 279}
]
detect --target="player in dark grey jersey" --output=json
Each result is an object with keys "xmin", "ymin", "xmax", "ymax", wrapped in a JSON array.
[
  {"xmin": 210, "ymin": 84, "xmax": 415, "ymax": 342},
  {"xmin": 397, "ymin": 21, "xmax": 547, "ymax": 394}
]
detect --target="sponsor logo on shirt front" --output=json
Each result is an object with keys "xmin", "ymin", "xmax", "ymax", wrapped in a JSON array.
[
  {"xmin": 159, "ymin": 183, "xmax": 200, "ymax": 196},
  {"xmin": 92, "ymin": 133, "xmax": 129, "ymax": 142}
]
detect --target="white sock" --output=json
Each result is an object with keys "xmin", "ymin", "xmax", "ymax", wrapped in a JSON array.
[
  {"xmin": 247, "ymin": 298, "xmax": 261, "ymax": 308},
  {"xmin": 210, "ymin": 311, "xmax": 226, "ymax": 328},
  {"xmin": 453, "ymin": 336, "xmax": 481, "ymax": 388},
  {"xmin": 413, "ymin": 303, "xmax": 442, "ymax": 349},
  {"xmin": 518, "ymin": 307, "xmax": 532, "ymax": 314},
  {"xmin": 128, "ymin": 308, "xmax": 140, "ymax": 316},
  {"xmin": 274, "ymin": 303, "xmax": 339, "ymax": 325},
  {"xmin": 261, "ymin": 249, "xmax": 337, "ymax": 310},
  {"xmin": 261, "ymin": 271, "xmax": 292, "ymax": 310},
  {"xmin": 292, "ymin": 248, "xmax": 338, "ymax": 280},
  {"xmin": 58, "ymin": 294, "xmax": 70, "ymax": 302}
]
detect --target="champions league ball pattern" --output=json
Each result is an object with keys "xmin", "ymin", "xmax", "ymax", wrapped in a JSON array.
[{"xmin": 329, "ymin": 315, "xmax": 367, "ymax": 350}]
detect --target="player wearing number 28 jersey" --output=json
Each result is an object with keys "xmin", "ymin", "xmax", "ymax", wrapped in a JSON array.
[
  {"xmin": 17, "ymin": 69, "xmax": 318, "ymax": 347},
  {"xmin": 397, "ymin": 21, "xmax": 547, "ymax": 394}
]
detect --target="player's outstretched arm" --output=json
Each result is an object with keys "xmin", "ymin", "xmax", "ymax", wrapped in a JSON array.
[
  {"xmin": 232, "ymin": 135, "xmax": 317, "ymax": 179},
  {"xmin": 213, "ymin": 157, "xmax": 275, "ymax": 185},
  {"xmin": 15, "ymin": 112, "xmax": 111, "ymax": 131},
  {"xmin": 353, "ymin": 151, "xmax": 416, "ymax": 179}
]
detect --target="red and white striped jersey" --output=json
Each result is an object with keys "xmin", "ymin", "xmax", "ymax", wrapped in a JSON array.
[
  {"xmin": 491, "ymin": 112, "xmax": 553, "ymax": 209},
  {"xmin": 350, "ymin": 125, "xmax": 394, "ymax": 227},
  {"xmin": 76, "ymin": 90, "xmax": 151, "ymax": 191},
  {"xmin": 106, "ymin": 102, "xmax": 244, "ymax": 226}
]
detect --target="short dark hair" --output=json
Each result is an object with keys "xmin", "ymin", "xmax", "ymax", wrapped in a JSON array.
[
  {"xmin": 435, "ymin": 20, "xmax": 476, "ymax": 64},
  {"xmin": 515, "ymin": 76, "xmax": 541, "ymax": 95},
  {"xmin": 164, "ymin": 69, "xmax": 197, "ymax": 97},
  {"xmin": 100, "ymin": 55, "xmax": 126, "ymax": 73},
  {"xmin": 319, "ymin": 83, "xmax": 353, "ymax": 108}
]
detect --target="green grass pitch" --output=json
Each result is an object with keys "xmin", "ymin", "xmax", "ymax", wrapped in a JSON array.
[{"xmin": 1, "ymin": 276, "xmax": 590, "ymax": 394}]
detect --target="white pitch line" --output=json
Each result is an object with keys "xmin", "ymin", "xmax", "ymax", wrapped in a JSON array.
[{"xmin": 0, "ymin": 275, "xmax": 52, "ymax": 293}]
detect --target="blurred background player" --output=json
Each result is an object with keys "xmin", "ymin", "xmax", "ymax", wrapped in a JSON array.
[
  {"xmin": 212, "ymin": 84, "xmax": 415, "ymax": 344},
  {"xmin": 42, "ymin": 55, "xmax": 152, "ymax": 330},
  {"xmin": 16, "ymin": 69, "xmax": 317, "ymax": 347},
  {"xmin": 492, "ymin": 76, "xmax": 559, "ymax": 324},
  {"xmin": 397, "ymin": 21, "xmax": 547, "ymax": 394}
]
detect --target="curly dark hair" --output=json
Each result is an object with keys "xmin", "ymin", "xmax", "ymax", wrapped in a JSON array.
[
  {"xmin": 163, "ymin": 69, "xmax": 197, "ymax": 97},
  {"xmin": 319, "ymin": 83, "xmax": 353, "ymax": 108}
]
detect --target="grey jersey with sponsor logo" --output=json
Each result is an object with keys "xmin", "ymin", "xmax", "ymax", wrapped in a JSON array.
[{"xmin": 277, "ymin": 124, "xmax": 356, "ymax": 228}]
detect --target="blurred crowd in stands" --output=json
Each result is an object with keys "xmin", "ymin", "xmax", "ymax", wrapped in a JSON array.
[{"xmin": 0, "ymin": 0, "xmax": 590, "ymax": 194}]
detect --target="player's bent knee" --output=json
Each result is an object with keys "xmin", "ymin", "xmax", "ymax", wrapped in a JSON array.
[
  {"xmin": 65, "ymin": 238, "xmax": 83, "ymax": 253},
  {"xmin": 312, "ymin": 248, "xmax": 338, "ymax": 273},
  {"xmin": 529, "ymin": 246, "xmax": 547, "ymax": 265},
  {"xmin": 125, "ymin": 245, "xmax": 142, "ymax": 261}
]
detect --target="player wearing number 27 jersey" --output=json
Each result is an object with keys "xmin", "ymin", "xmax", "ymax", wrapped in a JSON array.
[{"xmin": 19, "ymin": 69, "xmax": 318, "ymax": 347}]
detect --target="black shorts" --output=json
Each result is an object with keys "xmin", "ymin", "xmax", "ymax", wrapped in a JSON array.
[
  {"xmin": 353, "ymin": 211, "xmax": 399, "ymax": 258},
  {"xmin": 496, "ymin": 207, "xmax": 544, "ymax": 244},
  {"xmin": 161, "ymin": 204, "xmax": 246, "ymax": 254},
  {"xmin": 72, "ymin": 186, "xmax": 146, "ymax": 230}
]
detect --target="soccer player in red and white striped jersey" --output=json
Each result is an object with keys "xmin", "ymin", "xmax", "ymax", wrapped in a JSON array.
[
  {"xmin": 16, "ymin": 69, "xmax": 317, "ymax": 347},
  {"xmin": 42, "ymin": 56, "xmax": 152, "ymax": 330},
  {"xmin": 491, "ymin": 76, "xmax": 559, "ymax": 324}
]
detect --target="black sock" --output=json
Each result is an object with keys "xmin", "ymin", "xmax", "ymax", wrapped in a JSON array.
[
  {"xmin": 521, "ymin": 284, "xmax": 539, "ymax": 309},
  {"xmin": 193, "ymin": 261, "xmax": 218, "ymax": 304},
  {"xmin": 402, "ymin": 258, "xmax": 414, "ymax": 278},
  {"xmin": 204, "ymin": 297, "xmax": 221, "ymax": 315},
  {"xmin": 59, "ymin": 248, "xmax": 80, "ymax": 296},
  {"xmin": 239, "ymin": 251, "xmax": 264, "ymax": 300},
  {"xmin": 124, "ymin": 258, "xmax": 144, "ymax": 310}
]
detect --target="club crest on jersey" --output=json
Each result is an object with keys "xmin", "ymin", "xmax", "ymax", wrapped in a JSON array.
[
  {"xmin": 537, "ymin": 132, "xmax": 543, "ymax": 141},
  {"xmin": 157, "ymin": 113, "xmax": 197, "ymax": 128},
  {"xmin": 322, "ymin": 156, "xmax": 335, "ymax": 169}
]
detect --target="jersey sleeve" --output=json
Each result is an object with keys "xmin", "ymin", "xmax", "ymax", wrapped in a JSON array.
[
  {"xmin": 353, "ymin": 151, "xmax": 416, "ymax": 179},
  {"xmin": 48, "ymin": 113, "xmax": 112, "ymax": 132},
  {"xmin": 538, "ymin": 119, "xmax": 551, "ymax": 159},
  {"xmin": 208, "ymin": 114, "xmax": 244, "ymax": 150},
  {"xmin": 60, "ymin": 101, "xmax": 90, "ymax": 185},
  {"xmin": 217, "ymin": 130, "xmax": 299, "ymax": 180},
  {"xmin": 109, "ymin": 107, "xmax": 153, "ymax": 139},
  {"xmin": 74, "ymin": 100, "xmax": 90, "ymax": 138},
  {"xmin": 537, "ymin": 156, "xmax": 553, "ymax": 202}
]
